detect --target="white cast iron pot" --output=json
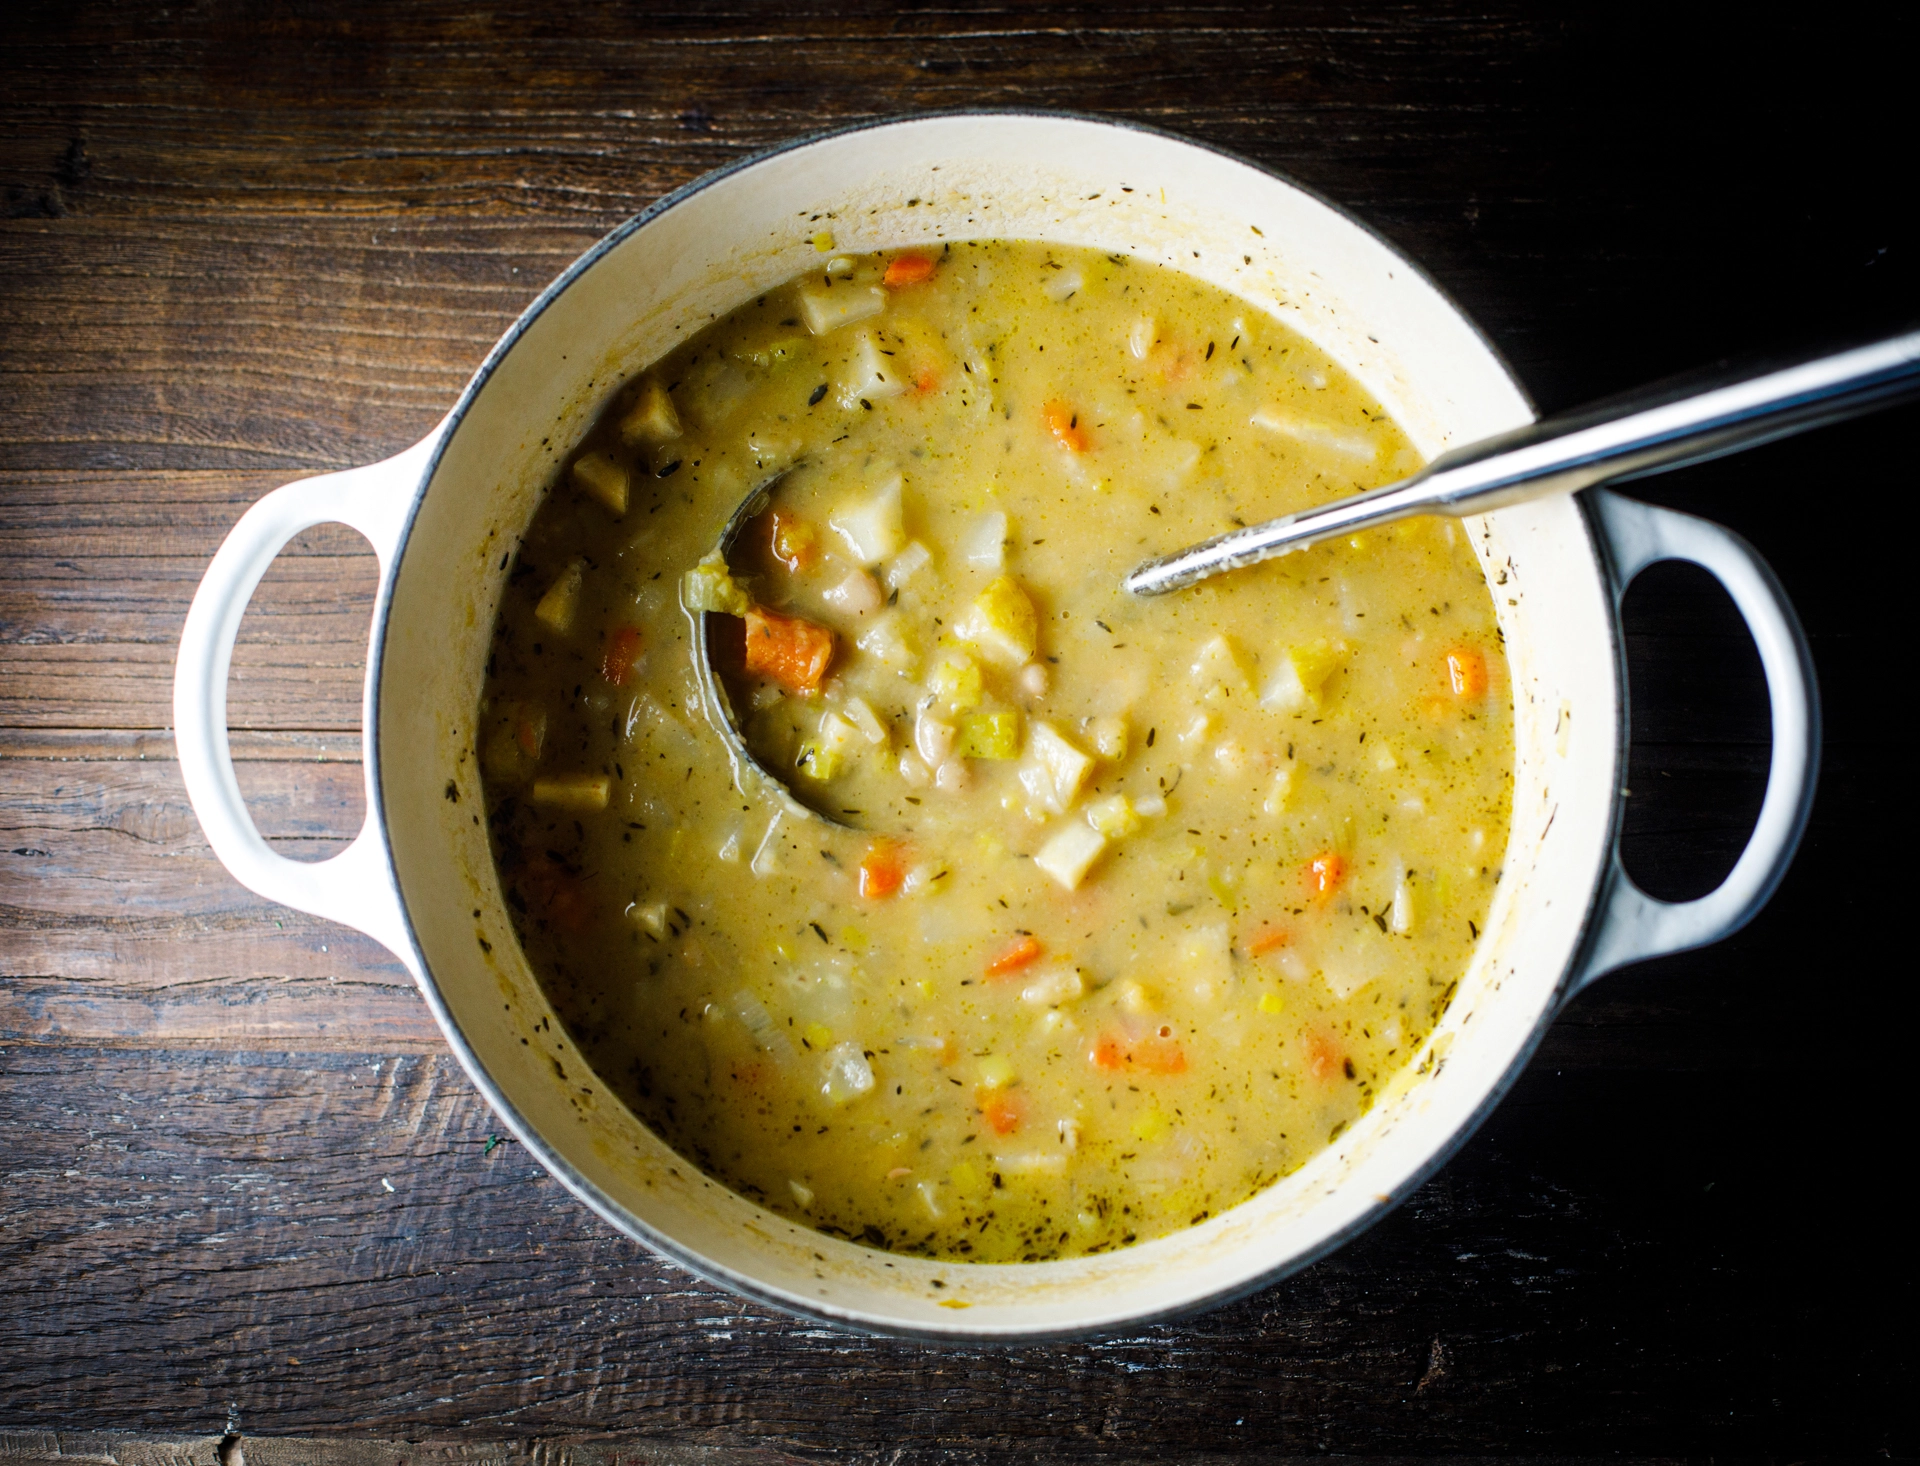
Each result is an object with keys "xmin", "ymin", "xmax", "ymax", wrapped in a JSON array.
[{"xmin": 173, "ymin": 114, "xmax": 1818, "ymax": 1339}]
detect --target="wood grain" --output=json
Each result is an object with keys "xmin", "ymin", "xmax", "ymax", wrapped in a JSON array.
[{"xmin": 2, "ymin": 0, "xmax": 1915, "ymax": 1455}]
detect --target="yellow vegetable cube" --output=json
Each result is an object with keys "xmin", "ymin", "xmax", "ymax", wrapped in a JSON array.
[
  {"xmin": 954, "ymin": 575, "xmax": 1038, "ymax": 667},
  {"xmin": 681, "ymin": 550, "xmax": 750, "ymax": 615},
  {"xmin": 976, "ymin": 1055, "xmax": 1016, "ymax": 1090},
  {"xmin": 534, "ymin": 559, "xmax": 585, "ymax": 633},
  {"xmin": 570, "ymin": 452, "xmax": 629, "ymax": 515},
  {"xmin": 957, "ymin": 709, "xmax": 1021, "ymax": 760},
  {"xmin": 619, "ymin": 377, "xmax": 682, "ymax": 445}
]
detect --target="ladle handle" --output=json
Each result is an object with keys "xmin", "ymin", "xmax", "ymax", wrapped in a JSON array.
[
  {"xmin": 1126, "ymin": 328, "xmax": 1920, "ymax": 595},
  {"xmin": 172, "ymin": 429, "xmax": 439, "ymax": 966},
  {"xmin": 1564, "ymin": 490, "xmax": 1821, "ymax": 995}
]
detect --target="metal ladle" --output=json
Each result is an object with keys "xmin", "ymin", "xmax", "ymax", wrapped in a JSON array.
[
  {"xmin": 687, "ymin": 465, "xmax": 868, "ymax": 831},
  {"xmin": 1124, "ymin": 329, "xmax": 1920, "ymax": 596}
]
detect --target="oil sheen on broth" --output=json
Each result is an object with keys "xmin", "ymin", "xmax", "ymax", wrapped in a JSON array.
[{"xmin": 480, "ymin": 241, "xmax": 1512, "ymax": 1263}]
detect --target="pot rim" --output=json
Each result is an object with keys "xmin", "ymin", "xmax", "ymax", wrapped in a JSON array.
[{"xmin": 368, "ymin": 109, "xmax": 1607, "ymax": 1342}]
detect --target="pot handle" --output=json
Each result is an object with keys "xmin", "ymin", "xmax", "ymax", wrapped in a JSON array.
[
  {"xmin": 1566, "ymin": 488, "xmax": 1820, "ymax": 993},
  {"xmin": 171, "ymin": 429, "xmax": 442, "ymax": 965}
]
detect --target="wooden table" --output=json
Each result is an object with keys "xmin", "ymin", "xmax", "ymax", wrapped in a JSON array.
[{"xmin": 3, "ymin": 5, "xmax": 1913, "ymax": 1459}]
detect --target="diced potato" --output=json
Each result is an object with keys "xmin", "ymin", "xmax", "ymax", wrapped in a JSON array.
[
  {"xmin": 1034, "ymin": 821, "xmax": 1107, "ymax": 891},
  {"xmin": 534, "ymin": 559, "xmax": 585, "ymax": 632},
  {"xmin": 798, "ymin": 283, "xmax": 885, "ymax": 336},
  {"xmin": 619, "ymin": 377, "xmax": 682, "ymax": 445},
  {"xmin": 821, "ymin": 568, "xmax": 883, "ymax": 615},
  {"xmin": 1116, "ymin": 980, "xmax": 1154, "ymax": 1015},
  {"xmin": 1189, "ymin": 634, "xmax": 1251, "ymax": 702},
  {"xmin": 570, "ymin": 452, "xmax": 629, "ymax": 515},
  {"xmin": 958, "ymin": 709, "xmax": 1021, "ymax": 760},
  {"xmin": 1128, "ymin": 315, "xmax": 1156, "ymax": 360},
  {"xmin": 1020, "ymin": 965, "xmax": 1085, "ymax": 1007},
  {"xmin": 1261, "ymin": 639, "xmax": 1345, "ymax": 712},
  {"xmin": 837, "ymin": 331, "xmax": 907, "ymax": 407},
  {"xmin": 819, "ymin": 1041, "xmax": 875, "ymax": 1105},
  {"xmin": 1018, "ymin": 722, "xmax": 1094, "ymax": 817},
  {"xmin": 1085, "ymin": 794, "xmax": 1141, "ymax": 839},
  {"xmin": 1085, "ymin": 715, "xmax": 1128, "ymax": 760},
  {"xmin": 962, "ymin": 510, "xmax": 1008, "ymax": 569},
  {"xmin": 1130, "ymin": 1109, "xmax": 1170, "ymax": 1143},
  {"xmin": 1182, "ymin": 922, "xmax": 1232, "ymax": 992},
  {"xmin": 856, "ymin": 609, "xmax": 919, "ymax": 673},
  {"xmin": 954, "ymin": 575, "xmax": 1038, "ymax": 668},
  {"xmin": 531, "ymin": 773, "xmax": 611, "ymax": 812},
  {"xmin": 930, "ymin": 653, "xmax": 983, "ymax": 712},
  {"xmin": 830, "ymin": 473, "xmax": 906, "ymax": 565},
  {"xmin": 790, "ymin": 1179, "xmax": 815, "ymax": 1208},
  {"xmin": 994, "ymin": 1151, "xmax": 1068, "ymax": 1177}
]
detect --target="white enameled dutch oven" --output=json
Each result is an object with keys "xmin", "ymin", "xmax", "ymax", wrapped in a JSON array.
[{"xmin": 173, "ymin": 114, "xmax": 1819, "ymax": 1339}]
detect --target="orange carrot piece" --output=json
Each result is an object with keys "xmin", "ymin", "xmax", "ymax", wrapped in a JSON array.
[
  {"xmin": 1043, "ymin": 400, "xmax": 1090, "ymax": 452},
  {"xmin": 743, "ymin": 604, "xmax": 835, "ymax": 692},
  {"xmin": 1089, "ymin": 1028, "xmax": 1187, "ymax": 1075},
  {"xmin": 600, "ymin": 625, "xmax": 645, "ymax": 685},
  {"xmin": 858, "ymin": 840, "xmax": 906, "ymax": 900},
  {"xmin": 1248, "ymin": 924, "xmax": 1291, "ymax": 957},
  {"xmin": 769, "ymin": 509, "xmax": 818, "ymax": 571},
  {"xmin": 1307, "ymin": 851, "xmax": 1346, "ymax": 902},
  {"xmin": 912, "ymin": 365, "xmax": 941, "ymax": 395},
  {"xmin": 1304, "ymin": 1030, "xmax": 1345, "ymax": 1085},
  {"xmin": 883, "ymin": 253, "xmax": 937, "ymax": 287},
  {"xmin": 977, "ymin": 1088, "xmax": 1024, "ymax": 1135},
  {"xmin": 1446, "ymin": 646, "xmax": 1488, "ymax": 699},
  {"xmin": 984, "ymin": 933, "xmax": 1044, "ymax": 978}
]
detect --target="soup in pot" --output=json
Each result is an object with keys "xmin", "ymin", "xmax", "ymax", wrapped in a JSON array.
[{"xmin": 479, "ymin": 241, "xmax": 1511, "ymax": 1262}]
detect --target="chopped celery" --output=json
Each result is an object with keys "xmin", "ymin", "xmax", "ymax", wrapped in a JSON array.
[
  {"xmin": 530, "ymin": 774, "xmax": 611, "ymax": 812},
  {"xmin": 957, "ymin": 709, "xmax": 1020, "ymax": 760},
  {"xmin": 930, "ymin": 654, "xmax": 983, "ymax": 712},
  {"xmin": 681, "ymin": 550, "xmax": 750, "ymax": 615}
]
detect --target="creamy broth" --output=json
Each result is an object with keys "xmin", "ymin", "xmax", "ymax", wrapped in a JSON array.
[{"xmin": 480, "ymin": 241, "xmax": 1511, "ymax": 1262}]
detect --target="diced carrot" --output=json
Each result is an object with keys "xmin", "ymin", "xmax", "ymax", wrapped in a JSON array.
[
  {"xmin": 977, "ymin": 1088, "xmax": 1024, "ymax": 1135},
  {"xmin": 1090, "ymin": 1027, "xmax": 1187, "ymax": 1075},
  {"xmin": 883, "ymin": 253, "xmax": 937, "ymax": 288},
  {"xmin": 912, "ymin": 365, "xmax": 941, "ymax": 395},
  {"xmin": 1304, "ymin": 1030, "xmax": 1345, "ymax": 1085},
  {"xmin": 769, "ymin": 510, "xmax": 819, "ymax": 571},
  {"xmin": 858, "ymin": 840, "xmax": 906, "ymax": 900},
  {"xmin": 1307, "ymin": 851, "xmax": 1346, "ymax": 903},
  {"xmin": 984, "ymin": 933, "xmax": 1044, "ymax": 978},
  {"xmin": 1136, "ymin": 1026, "xmax": 1188, "ymax": 1075},
  {"xmin": 514, "ymin": 710, "xmax": 547, "ymax": 761},
  {"xmin": 1446, "ymin": 646, "xmax": 1488, "ymax": 699},
  {"xmin": 1248, "ymin": 924, "xmax": 1291, "ymax": 957},
  {"xmin": 600, "ymin": 625, "xmax": 645, "ymax": 685},
  {"xmin": 517, "ymin": 857, "xmax": 593, "ymax": 932},
  {"xmin": 1044, "ymin": 400, "xmax": 1090, "ymax": 453},
  {"xmin": 743, "ymin": 604, "xmax": 835, "ymax": 692}
]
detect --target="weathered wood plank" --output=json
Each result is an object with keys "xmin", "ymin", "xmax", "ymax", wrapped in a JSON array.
[{"xmin": 0, "ymin": 1046, "xmax": 1901, "ymax": 1455}]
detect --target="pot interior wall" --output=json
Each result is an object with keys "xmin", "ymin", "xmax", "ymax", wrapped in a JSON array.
[{"xmin": 376, "ymin": 116, "xmax": 1619, "ymax": 1335}]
